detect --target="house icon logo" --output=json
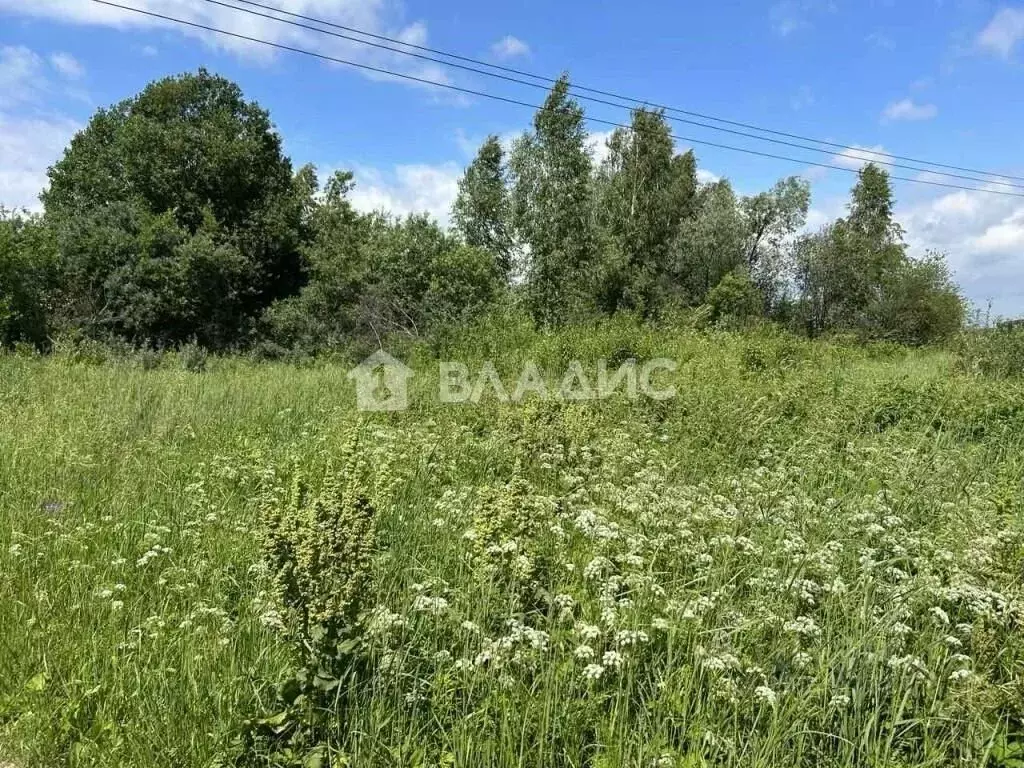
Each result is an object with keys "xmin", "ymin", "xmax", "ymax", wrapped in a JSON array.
[{"xmin": 346, "ymin": 351, "xmax": 414, "ymax": 412}]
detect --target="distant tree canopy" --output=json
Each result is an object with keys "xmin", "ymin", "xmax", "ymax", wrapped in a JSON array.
[
  {"xmin": 42, "ymin": 69, "xmax": 307, "ymax": 347},
  {"xmin": 0, "ymin": 208, "xmax": 56, "ymax": 348},
  {"xmin": 796, "ymin": 164, "xmax": 964, "ymax": 342},
  {"xmin": 0, "ymin": 69, "xmax": 970, "ymax": 353}
]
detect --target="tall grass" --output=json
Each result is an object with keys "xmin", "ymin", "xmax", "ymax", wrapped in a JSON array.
[{"xmin": 2, "ymin": 322, "xmax": 1023, "ymax": 767}]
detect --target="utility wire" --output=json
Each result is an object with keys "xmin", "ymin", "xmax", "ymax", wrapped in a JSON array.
[
  {"xmin": 88, "ymin": 0, "xmax": 1024, "ymax": 199},
  {"xmin": 212, "ymin": 0, "xmax": 1024, "ymax": 186},
  {"xmin": 194, "ymin": 0, "xmax": 1024, "ymax": 191}
]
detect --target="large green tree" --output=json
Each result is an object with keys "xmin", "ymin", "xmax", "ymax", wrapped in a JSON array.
[
  {"xmin": 671, "ymin": 179, "xmax": 746, "ymax": 304},
  {"xmin": 267, "ymin": 172, "xmax": 500, "ymax": 351},
  {"xmin": 452, "ymin": 136, "xmax": 515, "ymax": 281},
  {"xmin": 741, "ymin": 176, "xmax": 810, "ymax": 310},
  {"xmin": 597, "ymin": 108, "xmax": 678, "ymax": 315},
  {"xmin": 796, "ymin": 163, "xmax": 963, "ymax": 342},
  {"xmin": 43, "ymin": 69, "xmax": 308, "ymax": 347},
  {"xmin": 510, "ymin": 76, "xmax": 598, "ymax": 326}
]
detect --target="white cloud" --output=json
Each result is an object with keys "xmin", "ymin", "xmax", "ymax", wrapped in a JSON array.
[
  {"xmin": 491, "ymin": 35, "xmax": 530, "ymax": 60},
  {"xmin": 804, "ymin": 197, "xmax": 846, "ymax": 232},
  {"xmin": 831, "ymin": 144, "xmax": 890, "ymax": 170},
  {"xmin": 0, "ymin": 46, "xmax": 46, "ymax": 108},
  {"xmin": 0, "ymin": 44, "xmax": 85, "ymax": 210},
  {"xmin": 49, "ymin": 52, "xmax": 84, "ymax": 79},
  {"xmin": 771, "ymin": 2, "xmax": 809, "ymax": 36},
  {"xmin": 770, "ymin": 0, "xmax": 836, "ymax": 36},
  {"xmin": 881, "ymin": 98, "xmax": 938, "ymax": 123},
  {"xmin": 977, "ymin": 7, "xmax": 1024, "ymax": 58},
  {"xmin": 899, "ymin": 184, "xmax": 1024, "ymax": 315},
  {"xmin": 346, "ymin": 162, "xmax": 462, "ymax": 225},
  {"xmin": 0, "ymin": 0, "xmax": 450, "ymax": 88},
  {"xmin": 0, "ymin": 114, "xmax": 80, "ymax": 211},
  {"xmin": 866, "ymin": 31, "xmax": 895, "ymax": 50}
]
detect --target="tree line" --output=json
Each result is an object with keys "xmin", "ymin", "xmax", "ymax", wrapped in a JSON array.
[{"xmin": 0, "ymin": 69, "xmax": 966, "ymax": 354}]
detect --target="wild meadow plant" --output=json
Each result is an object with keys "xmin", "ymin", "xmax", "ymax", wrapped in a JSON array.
[{"xmin": 1, "ymin": 325, "xmax": 1023, "ymax": 767}]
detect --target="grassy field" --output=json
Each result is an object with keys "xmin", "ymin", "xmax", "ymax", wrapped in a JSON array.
[{"xmin": 2, "ymin": 319, "xmax": 1023, "ymax": 767}]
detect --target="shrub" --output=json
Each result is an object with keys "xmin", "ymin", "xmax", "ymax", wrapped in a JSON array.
[
  {"xmin": 954, "ymin": 325, "xmax": 1024, "ymax": 378},
  {"xmin": 704, "ymin": 271, "xmax": 763, "ymax": 327}
]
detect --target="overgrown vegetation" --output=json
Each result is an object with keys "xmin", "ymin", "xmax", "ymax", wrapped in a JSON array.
[
  {"xmin": 2, "ymin": 321, "xmax": 1023, "ymax": 767},
  {"xmin": 0, "ymin": 69, "xmax": 979, "ymax": 358},
  {"xmin": 1, "ymin": 66, "xmax": 1021, "ymax": 768}
]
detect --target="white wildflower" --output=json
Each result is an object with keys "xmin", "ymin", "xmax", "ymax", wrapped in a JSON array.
[
  {"xmin": 574, "ymin": 644, "xmax": 595, "ymax": 660},
  {"xmin": 615, "ymin": 629, "xmax": 649, "ymax": 647},
  {"xmin": 783, "ymin": 616, "xmax": 821, "ymax": 638},
  {"xmin": 602, "ymin": 650, "xmax": 624, "ymax": 669},
  {"xmin": 583, "ymin": 663, "xmax": 605, "ymax": 680},
  {"xmin": 754, "ymin": 685, "xmax": 778, "ymax": 706},
  {"xmin": 412, "ymin": 595, "xmax": 449, "ymax": 615}
]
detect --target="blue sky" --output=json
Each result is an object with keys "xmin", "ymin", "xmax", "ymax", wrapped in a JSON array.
[{"xmin": 2, "ymin": 0, "xmax": 1023, "ymax": 315}]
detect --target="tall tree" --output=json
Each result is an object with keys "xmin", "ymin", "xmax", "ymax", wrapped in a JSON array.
[
  {"xmin": 510, "ymin": 75, "xmax": 598, "ymax": 326},
  {"xmin": 597, "ymin": 108, "xmax": 677, "ymax": 315},
  {"xmin": 0, "ymin": 208, "xmax": 56, "ymax": 348},
  {"xmin": 796, "ymin": 163, "xmax": 961, "ymax": 342},
  {"xmin": 668, "ymin": 150, "xmax": 700, "ymax": 225},
  {"xmin": 43, "ymin": 69, "xmax": 308, "ymax": 347},
  {"xmin": 452, "ymin": 136, "xmax": 514, "ymax": 281},
  {"xmin": 741, "ymin": 176, "xmax": 810, "ymax": 309},
  {"xmin": 741, "ymin": 176, "xmax": 810, "ymax": 269},
  {"xmin": 671, "ymin": 179, "xmax": 746, "ymax": 304}
]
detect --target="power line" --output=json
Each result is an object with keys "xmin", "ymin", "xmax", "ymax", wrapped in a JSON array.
[
  {"xmin": 194, "ymin": 0, "xmax": 1024, "ymax": 191},
  {"xmin": 211, "ymin": 0, "xmax": 1024, "ymax": 186},
  {"xmin": 88, "ymin": 0, "xmax": 1024, "ymax": 199}
]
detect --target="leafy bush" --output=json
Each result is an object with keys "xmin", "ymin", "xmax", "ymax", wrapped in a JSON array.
[
  {"xmin": 954, "ymin": 325, "xmax": 1024, "ymax": 378},
  {"xmin": 43, "ymin": 70, "xmax": 308, "ymax": 348},
  {"xmin": 704, "ymin": 270, "xmax": 763, "ymax": 327},
  {"xmin": 868, "ymin": 253, "xmax": 965, "ymax": 345}
]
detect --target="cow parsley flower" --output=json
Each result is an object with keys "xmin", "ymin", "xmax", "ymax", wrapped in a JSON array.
[
  {"xmin": 754, "ymin": 685, "xmax": 778, "ymax": 706},
  {"xmin": 583, "ymin": 663, "xmax": 605, "ymax": 680},
  {"xmin": 574, "ymin": 644, "xmax": 595, "ymax": 660}
]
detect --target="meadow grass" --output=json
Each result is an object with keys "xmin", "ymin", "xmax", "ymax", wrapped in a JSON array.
[{"xmin": 2, "ymin": 320, "xmax": 1023, "ymax": 767}]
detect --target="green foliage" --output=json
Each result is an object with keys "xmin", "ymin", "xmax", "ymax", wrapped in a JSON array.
[
  {"xmin": 867, "ymin": 252, "xmax": 965, "ymax": 345},
  {"xmin": 740, "ymin": 176, "xmax": 810, "ymax": 309},
  {"xmin": 260, "ymin": 452, "xmax": 376, "ymax": 650},
  {"xmin": 704, "ymin": 270, "xmax": 764, "ymax": 327},
  {"xmin": 4, "ymin": 323, "xmax": 1024, "ymax": 767},
  {"xmin": 266, "ymin": 170, "xmax": 502, "ymax": 354},
  {"xmin": 13, "ymin": 69, "xmax": 968, "ymax": 354},
  {"xmin": 595, "ymin": 109, "xmax": 680, "ymax": 315},
  {"xmin": 510, "ymin": 76, "xmax": 599, "ymax": 326},
  {"xmin": 0, "ymin": 208, "xmax": 56, "ymax": 349},
  {"xmin": 954, "ymin": 324, "xmax": 1024, "ymax": 377},
  {"xmin": 672, "ymin": 180, "xmax": 746, "ymax": 303},
  {"xmin": 43, "ymin": 69, "xmax": 308, "ymax": 348},
  {"xmin": 796, "ymin": 164, "xmax": 962, "ymax": 344},
  {"xmin": 452, "ymin": 136, "xmax": 515, "ymax": 280}
]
